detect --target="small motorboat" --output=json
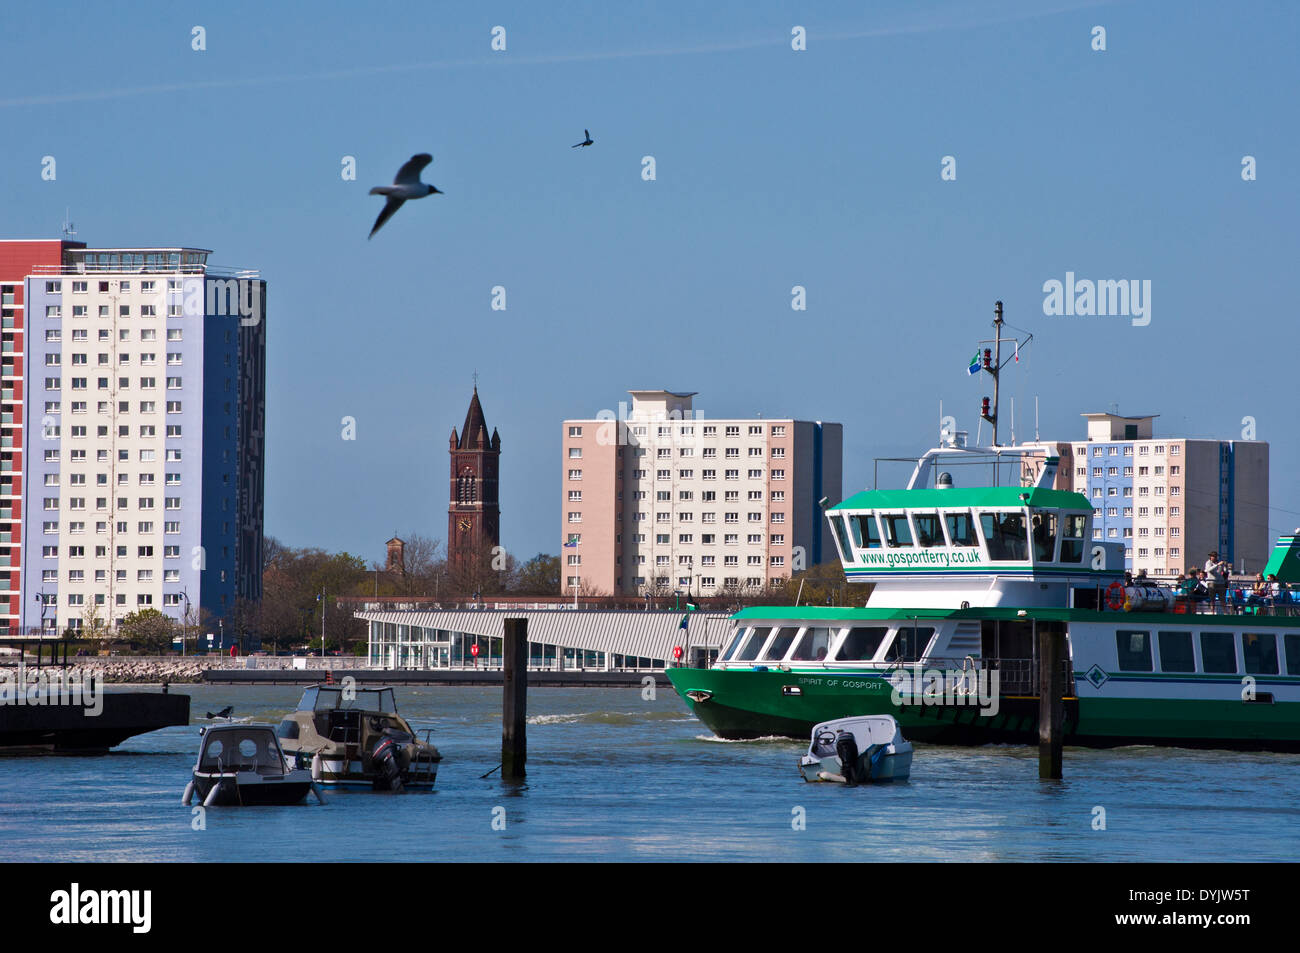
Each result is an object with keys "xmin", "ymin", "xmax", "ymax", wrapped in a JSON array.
[
  {"xmin": 277, "ymin": 685, "xmax": 441, "ymax": 791},
  {"xmin": 798, "ymin": 714, "xmax": 913, "ymax": 783},
  {"xmin": 182, "ymin": 724, "xmax": 325, "ymax": 807}
]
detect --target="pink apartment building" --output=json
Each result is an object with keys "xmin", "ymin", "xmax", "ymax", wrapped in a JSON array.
[{"xmin": 560, "ymin": 390, "xmax": 842, "ymax": 597}]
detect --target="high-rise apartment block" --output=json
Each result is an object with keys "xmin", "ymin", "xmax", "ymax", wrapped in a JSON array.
[
  {"xmin": 1021, "ymin": 412, "xmax": 1268, "ymax": 577},
  {"xmin": 14, "ymin": 244, "xmax": 265, "ymax": 635},
  {"xmin": 560, "ymin": 390, "xmax": 842, "ymax": 596}
]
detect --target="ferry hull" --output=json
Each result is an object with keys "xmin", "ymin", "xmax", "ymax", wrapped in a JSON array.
[
  {"xmin": 668, "ymin": 668, "xmax": 1300, "ymax": 751},
  {"xmin": 667, "ymin": 667, "xmax": 1072, "ymax": 745}
]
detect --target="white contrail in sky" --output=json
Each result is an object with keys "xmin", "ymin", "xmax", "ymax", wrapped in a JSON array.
[{"xmin": 0, "ymin": 0, "xmax": 1115, "ymax": 108}]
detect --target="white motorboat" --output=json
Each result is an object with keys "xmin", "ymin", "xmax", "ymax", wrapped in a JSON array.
[{"xmin": 799, "ymin": 714, "xmax": 913, "ymax": 783}]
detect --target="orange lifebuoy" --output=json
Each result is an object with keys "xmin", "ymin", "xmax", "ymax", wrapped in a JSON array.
[{"xmin": 1105, "ymin": 581, "xmax": 1125, "ymax": 610}]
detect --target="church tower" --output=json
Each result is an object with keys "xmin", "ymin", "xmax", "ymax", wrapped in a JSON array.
[{"xmin": 448, "ymin": 385, "xmax": 501, "ymax": 577}]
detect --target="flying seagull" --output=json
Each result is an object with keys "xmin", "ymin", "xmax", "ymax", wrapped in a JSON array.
[
  {"xmin": 572, "ymin": 129, "xmax": 594, "ymax": 148},
  {"xmin": 368, "ymin": 153, "xmax": 442, "ymax": 238}
]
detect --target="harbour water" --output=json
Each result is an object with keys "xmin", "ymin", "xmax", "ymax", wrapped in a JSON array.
[{"xmin": 1, "ymin": 684, "xmax": 1296, "ymax": 862}]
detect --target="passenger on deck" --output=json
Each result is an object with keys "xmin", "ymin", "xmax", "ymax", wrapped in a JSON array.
[
  {"xmin": 1178, "ymin": 570, "xmax": 1208, "ymax": 603},
  {"xmin": 1205, "ymin": 551, "xmax": 1229, "ymax": 611}
]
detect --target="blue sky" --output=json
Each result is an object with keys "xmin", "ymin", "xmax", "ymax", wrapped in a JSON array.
[{"xmin": 4, "ymin": 0, "xmax": 1297, "ymax": 566}]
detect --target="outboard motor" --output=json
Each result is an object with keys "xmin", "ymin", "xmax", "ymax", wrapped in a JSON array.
[
  {"xmin": 834, "ymin": 730, "xmax": 861, "ymax": 785},
  {"xmin": 370, "ymin": 731, "xmax": 408, "ymax": 792}
]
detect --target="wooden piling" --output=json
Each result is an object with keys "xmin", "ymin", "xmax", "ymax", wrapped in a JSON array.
[
  {"xmin": 502, "ymin": 617, "xmax": 528, "ymax": 780},
  {"xmin": 1037, "ymin": 620, "xmax": 1064, "ymax": 779}
]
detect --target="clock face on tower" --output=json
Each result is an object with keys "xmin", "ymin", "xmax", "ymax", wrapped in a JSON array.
[{"xmin": 458, "ymin": 518, "xmax": 473, "ymax": 532}]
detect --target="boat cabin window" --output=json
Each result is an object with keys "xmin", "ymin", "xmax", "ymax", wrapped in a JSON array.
[
  {"xmin": 276, "ymin": 719, "xmax": 300, "ymax": 740},
  {"xmin": 789, "ymin": 627, "xmax": 832, "ymax": 661},
  {"xmin": 831, "ymin": 516, "xmax": 853, "ymax": 561},
  {"xmin": 1059, "ymin": 514, "xmax": 1087, "ymax": 563},
  {"xmin": 979, "ymin": 511, "xmax": 1028, "ymax": 561},
  {"xmin": 881, "ymin": 514, "xmax": 913, "ymax": 548},
  {"xmin": 944, "ymin": 510, "xmax": 978, "ymax": 547},
  {"xmin": 1156, "ymin": 631, "xmax": 1195, "ymax": 673},
  {"xmin": 1242, "ymin": 633, "xmax": 1279, "ymax": 675},
  {"xmin": 720, "ymin": 627, "xmax": 749, "ymax": 662},
  {"xmin": 200, "ymin": 730, "xmax": 281, "ymax": 771},
  {"xmin": 761, "ymin": 626, "xmax": 801, "ymax": 661},
  {"xmin": 1116, "ymin": 630, "xmax": 1152, "ymax": 671},
  {"xmin": 1200, "ymin": 632, "xmax": 1237, "ymax": 673},
  {"xmin": 849, "ymin": 513, "xmax": 882, "ymax": 549},
  {"xmin": 889, "ymin": 625, "xmax": 935, "ymax": 663},
  {"xmin": 1031, "ymin": 511, "xmax": 1058, "ymax": 562},
  {"xmin": 913, "ymin": 512, "xmax": 944, "ymax": 547},
  {"xmin": 1287, "ymin": 635, "xmax": 1300, "ymax": 676},
  {"xmin": 297, "ymin": 687, "xmax": 321, "ymax": 711},
  {"xmin": 835, "ymin": 626, "xmax": 889, "ymax": 662},
  {"xmin": 734, "ymin": 626, "xmax": 771, "ymax": 662}
]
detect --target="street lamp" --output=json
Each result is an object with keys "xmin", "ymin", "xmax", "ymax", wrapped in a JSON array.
[
  {"xmin": 179, "ymin": 589, "xmax": 191, "ymax": 657},
  {"xmin": 317, "ymin": 588, "xmax": 326, "ymax": 658}
]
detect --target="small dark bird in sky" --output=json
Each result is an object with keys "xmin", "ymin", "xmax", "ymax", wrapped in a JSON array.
[
  {"xmin": 572, "ymin": 129, "xmax": 594, "ymax": 148},
  {"xmin": 368, "ymin": 153, "xmax": 442, "ymax": 239}
]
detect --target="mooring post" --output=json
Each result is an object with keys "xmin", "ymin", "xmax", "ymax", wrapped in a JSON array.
[
  {"xmin": 502, "ymin": 617, "xmax": 528, "ymax": 780},
  {"xmin": 1037, "ymin": 621, "xmax": 1064, "ymax": 779}
]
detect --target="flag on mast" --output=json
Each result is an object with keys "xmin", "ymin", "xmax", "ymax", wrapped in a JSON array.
[
  {"xmin": 1014, "ymin": 340, "xmax": 1020, "ymax": 363},
  {"xmin": 967, "ymin": 351, "xmax": 980, "ymax": 375}
]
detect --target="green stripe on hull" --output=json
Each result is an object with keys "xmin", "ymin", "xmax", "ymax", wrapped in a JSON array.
[{"xmin": 1074, "ymin": 696, "xmax": 1300, "ymax": 747}]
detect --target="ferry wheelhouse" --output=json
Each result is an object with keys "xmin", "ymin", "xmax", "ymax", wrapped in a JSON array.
[{"xmin": 667, "ymin": 446, "xmax": 1300, "ymax": 750}]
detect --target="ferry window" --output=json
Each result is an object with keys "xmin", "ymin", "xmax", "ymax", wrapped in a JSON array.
[
  {"xmin": 761, "ymin": 626, "xmax": 800, "ymax": 661},
  {"xmin": 734, "ymin": 626, "xmax": 771, "ymax": 662},
  {"xmin": 850, "ymin": 514, "xmax": 882, "ymax": 549},
  {"xmin": 720, "ymin": 627, "xmax": 748, "ymax": 661},
  {"xmin": 944, "ymin": 511, "xmax": 978, "ymax": 547},
  {"xmin": 1200, "ymin": 632, "xmax": 1237, "ymax": 673},
  {"xmin": 831, "ymin": 515, "xmax": 853, "ymax": 560},
  {"xmin": 1116, "ymin": 630, "xmax": 1152, "ymax": 671},
  {"xmin": 276, "ymin": 719, "xmax": 300, "ymax": 740},
  {"xmin": 790, "ymin": 627, "xmax": 832, "ymax": 661},
  {"xmin": 835, "ymin": 626, "xmax": 889, "ymax": 661},
  {"xmin": 1059, "ymin": 514, "xmax": 1087, "ymax": 563},
  {"xmin": 1031, "ymin": 511, "xmax": 1058, "ymax": 562},
  {"xmin": 890, "ymin": 625, "xmax": 935, "ymax": 662},
  {"xmin": 913, "ymin": 512, "xmax": 943, "ymax": 547},
  {"xmin": 1156, "ymin": 631, "xmax": 1194, "ymax": 673},
  {"xmin": 979, "ymin": 512, "xmax": 1028, "ymax": 560},
  {"xmin": 1286, "ymin": 635, "xmax": 1300, "ymax": 676},
  {"xmin": 1242, "ymin": 633, "xmax": 1279, "ymax": 675},
  {"xmin": 882, "ymin": 514, "xmax": 913, "ymax": 547}
]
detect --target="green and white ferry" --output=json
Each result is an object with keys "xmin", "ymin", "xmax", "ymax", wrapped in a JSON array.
[{"xmin": 668, "ymin": 445, "xmax": 1300, "ymax": 751}]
